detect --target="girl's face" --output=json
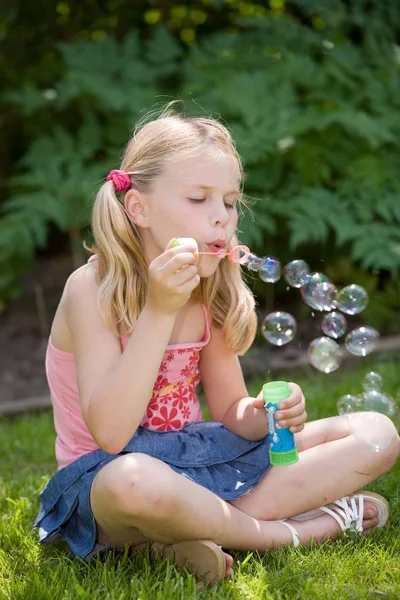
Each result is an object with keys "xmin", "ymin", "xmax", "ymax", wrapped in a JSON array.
[{"xmin": 130, "ymin": 151, "xmax": 240, "ymax": 278}]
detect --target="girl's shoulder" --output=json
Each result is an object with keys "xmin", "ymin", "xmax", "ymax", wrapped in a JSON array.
[
  {"xmin": 50, "ymin": 261, "xmax": 100, "ymax": 352},
  {"xmin": 65, "ymin": 258, "xmax": 99, "ymax": 299}
]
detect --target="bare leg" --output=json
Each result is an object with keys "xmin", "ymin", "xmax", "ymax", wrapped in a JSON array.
[
  {"xmin": 88, "ymin": 413, "xmax": 398, "ymax": 580},
  {"xmin": 231, "ymin": 412, "xmax": 400, "ymax": 520},
  {"xmin": 90, "ymin": 449, "xmax": 382, "ymax": 556},
  {"xmin": 90, "ymin": 452, "xmax": 291, "ymax": 552}
]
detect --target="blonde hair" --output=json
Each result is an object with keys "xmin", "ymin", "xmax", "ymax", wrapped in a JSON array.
[{"xmin": 90, "ymin": 105, "xmax": 257, "ymax": 355}]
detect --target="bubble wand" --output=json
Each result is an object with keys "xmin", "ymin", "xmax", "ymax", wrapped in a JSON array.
[{"xmin": 169, "ymin": 238, "xmax": 250, "ymax": 263}]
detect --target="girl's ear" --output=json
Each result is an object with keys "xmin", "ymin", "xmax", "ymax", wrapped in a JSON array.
[{"xmin": 124, "ymin": 189, "xmax": 150, "ymax": 228}]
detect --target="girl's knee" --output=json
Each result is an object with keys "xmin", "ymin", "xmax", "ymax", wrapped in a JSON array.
[
  {"xmin": 353, "ymin": 412, "xmax": 400, "ymax": 469},
  {"xmin": 377, "ymin": 413, "xmax": 400, "ymax": 464},
  {"xmin": 99, "ymin": 453, "xmax": 180, "ymax": 521}
]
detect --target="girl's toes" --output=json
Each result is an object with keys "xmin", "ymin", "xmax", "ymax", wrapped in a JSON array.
[
  {"xmin": 362, "ymin": 501, "xmax": 379, "ymax": 532},
  {"xmin": 223, "ymin": 551, "xmax": 234, "ymax": 578},
  {"xmin": 363, "ymin": 517, "xmax": 379, "ymax": 531},
  {"xmin": 364, "ymin": 505, "xmax": 378, "ymax": 519}
]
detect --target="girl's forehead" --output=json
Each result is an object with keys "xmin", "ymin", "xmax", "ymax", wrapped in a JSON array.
[{"xmin": 161, "ymin": 152, "xmax": 240, "ymax": 189}]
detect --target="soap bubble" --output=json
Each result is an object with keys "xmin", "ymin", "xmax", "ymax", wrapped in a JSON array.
[
  {"xmin": 258, "ymin": 256, "xmax": 282, "ymax": 283},
  {"xmin": 337, "ymin": 394, "xmax": 361, "ymax": 415},
  {"xmin": 358, "ymin": 389, "xmax": 397, "ymax": 417},
  {"xmin": 261, "ymin": 311, "xmax": 297, "ymax": 346},
  {"xmin": 246, "ymin": 253, "xmax": 264, "ymax": 271},
  {"xmin": 301, "ymin": 273, "xmax": 330, "ymax": 310},
  {"xmin": 321, "ymin": 311, "xmax": 347, "ymax": 339},
  {"xmin": 302, "ymin": 272, "xmax": 330, "ymax": 289},
  {"xmin": 236, "ymin": 247, "xmax": 251, "ymax": 265},
  {"xmin": 362, "ymin": 371, "xmax": 383, "ymax": 392},
  {"xmin": 303, "ymin": 272, "xmax": 329, "ymax": 287},
  {"xmin": 337, "ymin": 284, "xmax": 369, "ymax": 315},
  {"xmin": 302, "ymin": 280, "xmax": 337, "ymax": 312},
  {"xmin": 346, "ymin": 412, "xmax": 394, "ymax": 452},
  {"xmin": 345, "ymin": 326, "xmax": 379, "ymax": 357},
  {"xmin": 284, "ymin": 260, "xmax": 310, "ymax": 288},
  {"xmin": 308, "ymin": 337, "xmax": 343, "ymax": 373}
]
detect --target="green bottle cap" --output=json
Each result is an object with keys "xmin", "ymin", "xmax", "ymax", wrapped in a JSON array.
[
  {"xmin": 269, "ymin": 447, "xmax": 299, "ymax": 466},
  {"xmin": 262, "ymin": 381, "xmax": 291, "ymax": 405}
]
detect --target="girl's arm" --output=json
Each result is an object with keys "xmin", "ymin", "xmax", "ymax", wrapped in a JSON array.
[
  {"xmin": 65, "ymin": 265, "xmax": 176, "ymax": 454},
  {"xmin": 200, "ymin": 326, "xmax": 307, "ymax": 440},
  {"xmin": 199, "ymin": 326, "xmax": 269, "ymax": 441},
  {"xmin": 65, "ymin": 241, "xmax": 199, "ymax": 454}
]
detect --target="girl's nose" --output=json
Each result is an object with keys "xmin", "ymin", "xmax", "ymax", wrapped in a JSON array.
[{"xmin": 211, "ymin": 201, "xmax": 230, "ymax": 226}]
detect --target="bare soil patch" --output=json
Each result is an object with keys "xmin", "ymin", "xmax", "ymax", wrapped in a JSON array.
[{"xmin": 0, "ymin": 254, "xmax": 74, "ymax": 403}]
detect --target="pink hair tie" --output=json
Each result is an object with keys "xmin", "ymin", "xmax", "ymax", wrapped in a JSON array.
[{"xmin": 106, "ymin": 169, "xmax": 131, "ymax": 193}]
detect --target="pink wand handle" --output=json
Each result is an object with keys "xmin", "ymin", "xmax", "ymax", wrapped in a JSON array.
[{"xmin": 197, "ymin": 245, "xmax": 250, "ymax": 264}]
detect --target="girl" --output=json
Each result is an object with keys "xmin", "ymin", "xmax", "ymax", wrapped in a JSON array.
[{"xmin": 35, "ymin": 108, "xmax": 400, "ymax": 584}]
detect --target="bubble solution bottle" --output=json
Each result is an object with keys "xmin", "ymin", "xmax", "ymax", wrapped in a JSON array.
[{"xmin": 263, "ymin": 381, "xmax": 299, "ymax": 466}]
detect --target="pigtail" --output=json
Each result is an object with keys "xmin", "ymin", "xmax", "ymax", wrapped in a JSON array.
[{"xmin": 91, "ymin": 181, "xmax": 148, "ymax": 335}]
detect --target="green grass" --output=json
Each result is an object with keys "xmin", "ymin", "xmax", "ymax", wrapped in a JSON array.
[{"xmin": 0, "ymin": 356, "xmax": 399, "ymax": 600}]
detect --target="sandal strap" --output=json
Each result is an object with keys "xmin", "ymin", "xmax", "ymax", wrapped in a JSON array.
[
  {"xmin": 320, "ymin": 495, "xmax": 364, "ymax": 533},
  {"xmin": 279, "ymin": 520, "xmax": 300, "ymax": 547}
]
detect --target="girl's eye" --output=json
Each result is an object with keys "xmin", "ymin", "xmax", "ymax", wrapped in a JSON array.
[{"xmin": 188, "ymin": 197, "xmax": 236, "ymax": 209}]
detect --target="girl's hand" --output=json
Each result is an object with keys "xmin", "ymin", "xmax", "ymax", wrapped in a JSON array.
[
  {"xmin": 145, "ymin": 238, "xmax": 200, "ymax": 315},
  {"xmin": 251, "ymin": 382, "xmax": 307, "ymax": 433}
]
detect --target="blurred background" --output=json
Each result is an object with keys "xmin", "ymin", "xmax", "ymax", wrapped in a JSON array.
[{"xmin": 1, "ymin": 0, "xmax": 400, "ymax": 407}]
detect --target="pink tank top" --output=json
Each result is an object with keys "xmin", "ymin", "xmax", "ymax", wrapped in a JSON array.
[{"xmin": 46, "ymin": 305, "xmax": 210, "ymax": 470}]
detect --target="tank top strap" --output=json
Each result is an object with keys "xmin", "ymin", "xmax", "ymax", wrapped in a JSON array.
[{"xmin": 87, "ymin": 254, "xmax": 98, "ymax": 263}]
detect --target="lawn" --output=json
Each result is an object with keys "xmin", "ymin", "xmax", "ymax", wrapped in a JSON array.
[{"xmin": 0, "ymin": 355, "xmax": 399, "ymax": 600}]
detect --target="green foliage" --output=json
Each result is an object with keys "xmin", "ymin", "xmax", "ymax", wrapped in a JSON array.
[
  {"xmin": 0, "ymin": 120, "xmax": 108, "ymax": 306},
  {"xmin": 57, "ymin": 28, "xmax": 182, "ymax": 114},
  {"xmin": 1, "ymin": 1, "xmax": 400, "ymax": 312},
  {"xmin": 183, "ymin": 4, "xmax": 400, "ymax": 277},
  {"xmin": 0, "ymin": 25, "xmax": 183, "ymax": 306}
]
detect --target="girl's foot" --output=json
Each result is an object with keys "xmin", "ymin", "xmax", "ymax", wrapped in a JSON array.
[
  {"xmin": 151, "ymin": 539, "xmax": 233, "ymax": 583},
  {"xmin": 222, "ymin": 550, "xmax": 234, "ymax": 578},
  {"xmin": 284, "ymin": 498, "xmax": 384, "ymax": 546}
]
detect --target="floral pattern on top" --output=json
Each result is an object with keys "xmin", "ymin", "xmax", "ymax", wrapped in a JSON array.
[
  {"xmin": 140, "ymin": 348, "xmax": 203, "ymax": 431},
  {"xmin": 120, "ymin": 311, "xmax": 210, "ymax": 432}
]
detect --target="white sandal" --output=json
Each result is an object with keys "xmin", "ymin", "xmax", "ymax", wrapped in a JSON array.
[
  {"xmin": 279, "ymin": 520, "xmax": 301, "ymax": 547},
  {"xmin": 279, "ymin": 490, "xmax": 389, "ymax": 547},
  {"xmin": 291, "ymin": 491, "xmax": 389, "ymax": 531}
]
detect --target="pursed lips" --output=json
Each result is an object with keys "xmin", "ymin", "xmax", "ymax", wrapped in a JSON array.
[{"xmin": 207, "ymin": 239, "xmax": 225, "ymax": 253}]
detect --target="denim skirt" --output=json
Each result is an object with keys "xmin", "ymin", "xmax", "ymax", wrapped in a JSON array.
[{"xmin": 34, "ymin": 421, "xmax": 272, "ymax": 560}]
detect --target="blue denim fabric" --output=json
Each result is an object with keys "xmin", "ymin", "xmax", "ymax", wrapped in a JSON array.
[{"xmin": 34, "ymin": 421, "xmax": 271, "ymax": 559}]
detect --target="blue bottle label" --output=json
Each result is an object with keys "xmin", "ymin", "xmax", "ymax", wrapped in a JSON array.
[
  {"xmin": 265, "ymin": 402, "xmax": 295, "ymax": 452},
  {"xmin": 265, "ymin": 405, "xmax": 278, "ymax": 448}
]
